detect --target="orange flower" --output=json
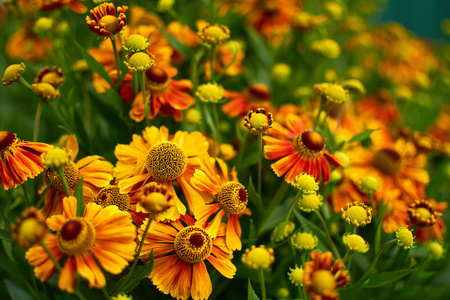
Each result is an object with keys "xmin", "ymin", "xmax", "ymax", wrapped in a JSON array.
[
  {"xmin": 0, "ymin": 131, "xmax": 53, "ymax": 190},
  {"xmin": 303, "ymin": 250, "xmax": 350, "ymax": 300},
  {"xmin": 190, "ymin": 155, "xmax": 249, "ymax": 250},
  {"xmin": 263, "ymin": 113, "xmax": 342, "ymax": 184},
  {"xmin": 41, "ymin": 135, "xmax": 113, "ymax": 217},
  {"xmin": 130, "ymin": 66, "xmax": 195, "ymax": 122},
  {"xmin": 166, "ymin": 21, "xmax": 199, "ymax": 65},
  {"xmin": 347, "ymin": 129, "xmax": 429, "ymax": 200},
  {"xmin": 222, "ymin": 83, "xmax": 272, "ymax": 118},
  {"xmin": 380, "ymin": 189, "xmax": 410, "ymax": 234},
  {"xmin": 26, "ymin": 196, "xmax": 136, "ymax": 293},
  {"xmin": 113, "ymin": 126, "xmax": 209, "ymax": 217},
  {"xmin": 408, "ymin": 199, "xmax": 447, "ymax": 244},
  {"xmin": 86, "ymin": 3, "xmax": 128, "ymax": 37},
  {"xmin": 204, "ymin": 41, "xmax": 245, "ymax": 79},
  {"xmin": 355, "ymin": 89, "xmax": 400, "ymax": 126},
  {"xmin": 6, "ymin": 23, "xmax": 52, "ymax": 62},
  {"xmin": 137, "ymin": 214, "xmax": 236, "ymax": 300},
  {"xmin": 35, "ymin": 0, "xmax": 87, "ymax": 13}
]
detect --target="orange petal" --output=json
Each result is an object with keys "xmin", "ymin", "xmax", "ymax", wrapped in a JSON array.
[
  {"xmin": 191, "ymin": 262, "xmax": 212, "ymax": 300},
  {"xmin": 207, "ymin": 254, "xmax": 236, "ymax": 279},
  {"xmin": 58, "ymin": 256, "xmax": 76, "ymax": 293}
]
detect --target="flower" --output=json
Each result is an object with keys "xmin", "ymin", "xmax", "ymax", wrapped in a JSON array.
[
  {"xmin": 242, "ymin": 245, "xmax": 275, "ymax": 269},
  {"xmin": 86, "ymin": 3, "xmax": 128, "ymax": 37},
  {"xmin": 343, "ymin": 79, "xmax": 366, "ymax": 95},
  {"xmin": 342, "ymin": 234, "xmax": 369, "ymax": 253},
  {"xmin": 2, "ymin": 63, "xmax": 25, "ymax": 86},
  {"xmin": 222, "ymin": 83, "xmax": 272, "ymax": 117},
  {"xmin": 288, "ymin": 265, "xmax": 304, "ymax": 286},
  {"xmin": 112, "ymin": 294, "xmax": 133, "ymax": 300},
  {"xmin": 395, "ymin": 226, "xmax": 415, "ymax": 250},
  {"xmin": 34, "ymin": 17, "xmax": 54, "ymax": 34},
  {"xmin": 407, "ymin": 199, "xmax": 447, "ymax": 244},
  {"xmin": 303, "ymin": 250, "xmax": 350, "ymax": 300},
  {"xmin": 32, "ymin": 83, "xmax": 60, "ymax": 100},
  {"xmin": 35, "ymin": 0, "xmax": 87, "ymax": 13},
  {"xmin": 198, "ymin": 24, "xmax": 230, "ymax": 44},
  {"xmin": 124, "ymin": 52, "xmax": 155, "ymax": 71},
  {"xmin": 41, "ymin": 147, "xmax": 71, "ymax": 168},
  {"xmin": 271, "ymin": 221, "xmax": 295, "ymax": 242},
  {"xmin": 130, "ymin": 66, "xmax": 195, "ymax": 122},
  {"xmin": 204, "ymin": 40, "xmax": 245, "ymax": 79},
  {"xmin": 196, "ymin": 82, "xmax": 224, "ymax": 103},
  {"xmin": 10, "ymin": 207, "xmax": 47, "ymax": 248},
  {"xmin": 35, "ymin": 66, "xmax": 64, "ymax": 88},
  {"xmin": 263, "ymin": 113, "xmax": 342, "ymax": 184},
  {"xmin": 323, "ymin": 83, "xmax": 349, "ymax": 104},
  {"xmin": 122, "ymin": 34, "xmax": 149, "ymax": 53},
  {"xmin": 294, "ymin": 173, "xmax": 319, "ymax": 194},
  {"xmin": 26, "ymin": 196, "xmax": 136, "ymax": 293},
  {"xmin": 380, "ymin": 189, "xmax": 409, "ymax": 234},
  {"xmin": 41, "ymin": 135, "xmax": 113, "ymax": 217},
  {"xmin": 0, "ymin": 131, "xmax": 53, "ymax": 190},
  {"xmin": 134, "ymin": 182, "xmax": 172, "ymax": 220},
  {"xmin": 291, "ymin": 232, "xmax": 318, "ymax": 251},
  {"xmin": 138, "ymin": 214, "xmax": 236, "ymax": 300},
  {"xmin": 298, "ymin": 192, "xmax": 323, "ymax": 213},
  {"xmin": 190, "ymin": 156, "xmax": 249, "ymax": 250},
  {"xmin": 341, "ymin": 202, "xmax": 373, "ymax": 227},
  {"xmin": 185, "ymin": 108, "xmax": 202, "ymax": 125},
  {"xmin": 157, "ymin": 0, "xmax": 175, "ymax": 12},
  {"xmin": 359, "ymin": 175, "xmax": 381, "ymax": 193},
  {"xmin": 113, "ymin": 126, "xmax": 209, "ymax": 218},
  {"xmin": 311, "ymin": 39, "xmax": 341, "ymax": 59},
  {"xmin": 244, "ymin": 107, "xmax": 274, "ymax": 135},
  {"xmin": 272, "ymin": 63, "xmax": 291, "ymax": 84},
  {"xmin": 6, "ymin": 23, "xmax": 53, "ymax": 62},
  {"xmin": 427, "ymin": 241, "xmax": 445, "ymax": 260}
]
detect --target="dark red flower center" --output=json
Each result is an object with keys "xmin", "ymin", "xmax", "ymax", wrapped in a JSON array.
[
  {"xmin": 60, "ymin": 220, "xmax": 82, "ymax": 241},
  {"xmin": 189, "ymin": 233, "xmax": 204, "ymax": 248},
  {"xmin": 301, "ymin": 131, "xmax": 325, "ymax": 151},
  {"xmin": 0, "ymin": 131, "xmax": 16, "ymax": 152},
  {"xmin": 373, "ymin": 148, "xmax": 402, "ymax": 176},
  {"xmin": 249, "ymin": 83, "xmax": 270, "ymax": 100},
  {"xmin": 146, "ymin": 66, "xmax": 168, "ymax": 84},
  {"xmin": 238, "ymin": 188, "xmax": 248, "ymax": 202}
]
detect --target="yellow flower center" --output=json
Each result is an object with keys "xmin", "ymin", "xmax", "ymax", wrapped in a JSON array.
[
  {"xmin": 298, "ymin": 193, "xmax": 323, "ymax": 212},
  {"xmin": 127, "ymin": 52, "xmax": 154, "ymax": 71},
  {"xmin": 139, "ymin": 191, "xmax": 170, "ymax": 214},
  {"xmin": 124, "ymin": 34, "xmax": 149, "ymax": 53},
  {"xmin": 57, "ymin": 218, "xmax": 96, "ymax": 256},
  {"xmin": 343, "ymin": 234, "xmax": 369, "ymax": 253},
  {"xmin": 95, "ymin": 185, "xmax": 130, "ymax": 211},
  {"xmin": 41, "ymin": 148, "xmax": 70, "ymax": 168},
  {"xmin": 146, "ymin": 141, "xmax": 187, "ymax": 182},
  {"xmin": 292, "ymin": 232, "xmax": 318, "ymax": 250},
  {"xmin": 32, "ymin": 83, "xmax": 58, "ymax": 99},
  {"xmin": 145, "ymin": 66, "xmax": 170, "ymax": 94},
  {"xmin": 41, "ymin": 72, "xmax": 60, "ymax": 87},
  {"xmin": 415, "ymin": 207, "xmax": 431, "ymax": 220},
  {"xmin": 311, "ymin": 270, "xmax": 336, "ymax": 295},
  {"xmin": 245, "ymin": 247, "xmax": 272, "ymax": 268},
  {"xmin": 217, "ymin": 181, "xmax": 248, "ymax": 215},
  {"xmin": 294, "ymin": 131, "xmax": 324, "ymax": 158},
  {"xmin": 373, "ymin": 148, "xmax": 402, "ymax": 176},
  {"xmin": 325, "ymin": 84, "xmax": 348, "ymax": 104},
  {"xmin": 99, "ymin": 15, "xmax": 120, "ymax": 34},
  {"xmin": 2, "ymin": 63, "xmax": 25, "ymax": 86},
  {"xmin": 360, "ymin": 175, "xmax": 380, "ymax": 192},
  {"xmin": 249, "ymin": 113, "xmax": 269, "ymax": 131},
  {"xmin": 19, "ymin": 218, "xmax": 40, "ymax": 241},
  {"xmin": 396, "ymin": 227, "xmax": 414, "ymax": 249},
  {"xmin": 248, "ymin": 83, "xmax": 270, "ymax": 101},
  {"xmin": 428, "ymin": 242, "xmax": 444, "ymax": 260},
  {"xmin": 346, "ymin": 206, "xmax": 368, "ymax": 224},
  {"xmin": 174, "ymin": 226, "xmax": 212, "ymax": 263},
  {"xmin": 289, "ymin": 267, "xmax": 304, "ymax": 286},
  {"xmin": 295, "ymin": 173, "xmax": 318, "ymax": 193},
  {"xmin": 204, "ymin": 25, "xmax": 227, "ymax": 40},
  {"xmin": 196, "ymin": 83, "xmax": 224, "ymax": 103},
  {"xmin": 45, "ymin": 161, "xmax": 79, "ymax": 193}
]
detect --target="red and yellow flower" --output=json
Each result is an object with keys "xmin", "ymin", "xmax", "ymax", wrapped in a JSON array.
[
  {"xmin": 407, "ymin": 199, "xmax": 447, "ymax": 244},
  {"xmin": 86, "ymin": 3, "xmax": 128, "ymax": 37},
  {"xmin": 222, "ymin": 83, "xmax": 273, "ymax": 118}
]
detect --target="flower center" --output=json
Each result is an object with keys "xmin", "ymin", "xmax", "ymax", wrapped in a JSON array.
[
  {"xmin": 416, "ymin": 207, "xmax": 431, "ymax": 220},
  {"xmin": 204, "ymin": 25, "xmax": 226, "ymax": 40},
  {"xmin": 217, "ymin": 181, "xmax": 248, "ymax": 215},
  {"xmin": 95, "ymin": 185, "xmax": 130, "ymax": 211},
  {"xmin": 373, "ymin": 148, "xmax": 402, "ymax": 176},
  {"xmin": 311, "ymin": 270, "xmax": 336, "ymax": 295},
  {"xmin": 57, "ymin": 218, "xmax": 96, "ymax": 256},
  {"xmin": 174, "ymin": 226, "xmax": 212, "ymax": 263},
  {"xmin": 146, "ymin": 141, "xmax": 187, "ymax": 182},
  {"xmin": 41, "ymin": 72, "xmax": 60, "ymax": 87},
  {"xmin": 293, "ymin": 131, "xmax": 324, "ymax": 158},
  {"xmin": 346, "ymin": 206, "xmax": 367, "ymax": 224},
  {"xmin": 145, "ymin": 66, "xmax": 171, "ymax": 94},
  {"xmin": 0, "ymin": 131, "xmax": 16, "ymax": 158},
  {"xmin": 99, "ymin": 15, "xmax": 119, "ymax": 34},
  {"xmin": 44, "ymin": 161, "xmax": 79, "ymax": 193},
  {"xmin": 248, "ymin": 83, "xmax": 270, "ymax": 101}
]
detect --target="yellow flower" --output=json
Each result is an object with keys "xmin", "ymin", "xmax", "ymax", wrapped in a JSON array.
[
  {"xmin": 2, "ymin": 63, "xmax": 25, "ymax": 86},
  {"xmin": 32, "ymin": 83, "xmax": 60, "ymax": 100},
  {"xmin": 323, "ymin": 83, "xmax": 349, "ymax": 104},
  {"xmin": 34, "ymin": 17, "xmax": 54, "ymax": 35},
  {"xmin": 196, "ymin": 82, "xmax": 224, "ymax": 103},
  {"xmin": 324, "ymin": 2, "xmax": 343, "ymax": 20},
  {"xmin": 157, "ymin": 0, "xmax": 175, "ymax": 12},
  {"xmin": 198, "ymin": 24, "xmax": 230, "ymax": 44},
  {"xmin": 359, "ymin": 175, "xmax": 381, "ymax": 193},
  {"xmin": 291, "ymin": 232, "xmax": 318, "ymax": 250},
  {"xmin": 243, "ymin": 107, "xmax": 274, "ymax": 135},
  {"xmin": 124, "ymin": 52, "xmax": 155, "ymax": 71},
  {"xmin": 342, "ymin": 233, "xmax": 369, "ymax": 253},
  {"xmin": 294, "ymin": 173, "xmax": 319, "ymax": 194},
  {"xmin": 41, "ymin": 147, "xmax": 71, "ymax": 168},
  {"xmin": 343, "ymin": 79, "xmax": 366, "ymax": 95},
  {"xmin": 311, "ymin": 39, "xmax": 341, "ymax": 59},
  {"xmin": 298, "ymin": 192, "xmax": 323, "ymax": 213},
  {"xmin": 341, "ymin": 202, "xmax": 373, "ymax": 227},
  {"xmin": 10, "ymin": 207, "xmax": 47, "ymax": 249},
  {"xmin": 185, "ymin": 108, "xmax": 202, "ymax": 125},
  {"xmin": 122, "ymin": 34, "xmax": 149, "ymax": 53},
  {"xmin": 242, "ymin": 245, "xmax": 275, "ymax": 270},
  {"xmin": 271, "ymin": 221, "xmax": 295, "ymax": 242},
  {"xmin": 272, "ymin": 63, "xmax": 291, "ymax": 84},
  {"xmin": 395, "ymin": 226, "xmax": 415, "ymax": 250},
  {"xmin": 288, "ymin": 265, "xmax": 304, "ymax": 286},
  {"xmin": 427, "ymin": 241, "xmax": 445, "ymax": 260}
]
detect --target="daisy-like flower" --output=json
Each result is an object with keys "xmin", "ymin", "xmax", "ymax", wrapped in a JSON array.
[
  {"xmin": 34, "ymin": 66, "xmax": 64, "ymax": 88},
  {"xmin": 133, "ymin": 181, "xmax": 172, "ymax": 222},
  {"xmin": 241, "ymin": 245, "xmax": 275, "ymax": 270},
  {"xmin": 263, "ymin": 113, "xmax": 342, "ymax": 184},
  {"xmin": 341, "ymin": 202, "xmax": 373, "ymax": 227},
  {"xmin": 130, "ymin": 66, "xmax": 195, "ymax": 122},
  {"xmin": 26, "ymin": 196, "xmax": 136, "ymax": 293},
  {"xmin": 0, "ymin": 131, "xmax": 53, "ymax": 190},
  {"xmin": 190, "ymin": 155, "xmax": 249, "ymax": 250},
  {"xmin": 86, "ymin": 3, "xmax": 128, "ymax": 37},
  {"xmin": 288, "ymin": 265, "xmax": 304, "ymax": 286},
  {"xmin": 10, "ymin": 207, "xmax": 47, "ymax": 249},
  {"xmin": 342, "ymin": 234, "xmax": 369, "ymax": 253},
  {"xmin": 291, "ymin": 232, "xmax": 318, "ymax": 251},
  {"xmin": 41, "ymin": 135, "xmax": 113, "ymax": 217},
  {"xmin": 137, "ymin": 214, "xmax": 236, "ymax": 300},
  {"xmin": 244, "ymin": 107, "xmax": 274, "ymax": 135},
  {"xmin": 222, "ymin": 83, "xmax": 272, "ymax": 117},
  {"xmin": 395, "ymin": 226, "xmax": 415, "ymax": 250},
  {"xmin": 197, "ymin": 23, "xmax": 230, "ymax": 44},
  {"xmin": 407, "ymin": 199, "xmax": 447, "ymax": 244},
  {"xmin": 114, "ymin": 126, "xmax": 209, "ymax": 217},
  {"xmin": 303, "ymin": 250, "xmax": 350, "ymax": 300}
]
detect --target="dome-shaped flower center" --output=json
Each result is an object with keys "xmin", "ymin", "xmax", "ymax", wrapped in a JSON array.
[
  {"xmin": 41, "ymin": 72, "xmax": 60, "ymax": 87},
  {"xmin": 396, "ymin": 227, "xmax": 414, "ymax": 248},
  {"xmin": 248, "ymin": 83, "xmax": 270, "ymax": 101},
  {"xmin": 174, "ymin": 226, "xmax": 212, "ymax": 263},
  {"xmin": 289, "ymin": 267, "xmax": 304, "ymax": 286},
  {"xmin": 204, "ymin": 25, "xmax": 226, "ymax": 40},
  {"xmin": 0, "ymin": 131, "xmax": 16, "ymax": 153},
  {"xmin": 57, "ymin": 218, "xmax": 96, "ymax": 256},
  {"xmin": 95, "ymin": 185, "xmax": 130, "ymax": 211},
  {"xmin": 346, "ymin": 206, "xmax": 367, "ymax": 224},
  {"xmin": 99, "ymin": 15, "xmax": 119, "ymax": 34},
  {"xmin": 415, "ymin": 207, "xmax": 431, "ymax": 220},
  {"xmin": 299, "ymin": 193, "xmax": 323, "ymax": 212},
  {"xmin": 408, "ymin": 200, "xmax": 438, "ymax": 228},
  {"xmin": 146, "ymin": 141, "xmax": 187, "ymax": 182},
  {"xmin": 146, "ymin": 66, "xmax": 168, "ymax": 84},
  {"xmin": 325, "ymin": 84, "xmax": 348, "ymax": 104},
  {"xmin": 45, "ymin": 161, "xmax": 79, "ymax": 193},
  {"xmin": 246, "ymin": 247, "xmax": 272, "ymax": 268},
  {"xmin": 217, "ymin": 181, "xmax": 248, "ymax": 215},
  {"xmin": 373, "ymin": 148, "xmax": 402, "ymax": 176},
  {"xmin": 294, "ymin": 131, "xmax": 325, "ymax": 158},
  {"xmin": 311, "ymin": 270, "xmax": 336, "ymax": 295},
  {"xmin": 292, "ymin": 232, "xmax": 317, "ymax": 250}
]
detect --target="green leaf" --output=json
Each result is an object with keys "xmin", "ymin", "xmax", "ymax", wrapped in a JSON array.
[
  {"xmin": 248, "ymin": 279, "xmax": 260, "ymax": 300},
  {"xmin": 74, "ymin": 40, "xmax": 115, "ymax": 88},
  {"xmin": 74, "ymin": 177, "xmax": 85, "ymax": 217},
  {"xmin": 247, "ymin": 176, "xmax": 262, "ymax": 210},
  {"xmin": 121, "ymin": 250, "xmax": 154, "ymax": 293},
  {"xmin": 0, "ymin": 229, "xmax": 13, "ymax": 242},
  {"xmin": 348, "ymin": 129, "xmax": 377, "ymax": 143},
  {"xmin": 4, "ymin": 279, "xmax": 33, "ymax": 300},
  {"xmin": 248, "ymin": 219, "xmax": 256, "ymax": 242},
  {"xmin": 365, "ymin": 268, "xmax": 416, "ymax": 288},
  {"xmin": 274, "ymin": 220, "xmax": 289, "ymax": 241},
  {"xmin": 245, "ymin": 29, "xmax": 273, "ymax": 69},
  {"xmin": 104, "ymin": 88, "xmax": 127, "ymax": 113},
  {"xmin": 73, "ymin": 107, "xmax": 92, "ymax": 153},
  {"xmin": 163, "ymin": 31, "xmax": 194, "ymax": 59}
]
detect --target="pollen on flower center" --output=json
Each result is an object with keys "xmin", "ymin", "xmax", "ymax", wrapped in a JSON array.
[
  {"xmin": 293, "ymin": 131, "xmax": 324, "ymax": 158},
  {"xmin": 311, "ymin": 270, "xmax": 336, "ymax": 295},
  {"xmin": 174, "ymin": 226, "xmax": 212, "ymax": 263},
  {"xmin": 217, "ymin": 181, "xmax": 248, "ymax": 215},
  {"xmin": 57, "ymin": 218, "xmax": 96, "ymax": 256},
  {"xmin": 99, "ymin": 15, "xmax": 119, "ymax": 34},
  {"xmin": 146, "ymin": 141, "xmax": 187, "ymax": 182},
  {"xmin": 44, "ymin": 161, "xmax": 79, "ymax": 192},
  {"xmin": 373, "ymin": 148, "xmax": 402, "ymax": 176},
  {"xmin": 95, "ymin": 185, "xmax": 130, "ymax": 211}
]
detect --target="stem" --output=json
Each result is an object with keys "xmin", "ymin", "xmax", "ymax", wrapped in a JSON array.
[
  {"xmin": 283, "ymin": 191, "xmax": 303, "ymax": 223},
  {"xmin": 257, "ymin": 133, "xmax": 263, "ymax": 197},
  {"xmin": 102, "ymin": 287, "xmax": 111, "ymax": 300},
  {"xmin": 56, "ymin": 167, "xmax": 72, "ymax": 197},
  {"xmin": 315, "ymin": 210, "xmax": 341, "ymax": 259},
  {"xmin": 18, "ymin": 77, "xmax": 32, "ymax": 91},
  {"xmin": 314, "ymin": 96, "xmax": 325, "ymax": 130},
  {"xmin": 0, "ymin": 208, "xmax": 9, "ymax": 225},
  {"xmin": 82, "ymin": 78, "xmax": 91, "ymax": 135},
  {"xmin": 257, "ymin": 181, "xmax": 290, "ymax": 236},
  {"xmin": 210, "ymin": 43, "xmax": 217, "ymax": 81},
  {"xmin": 342, "ymin": 250, "xmax": 353, "ymax": 265},
  {"xmin": 33, "ymin": 100, "xmax": 45, "ymax": 142},
  {"xmin": 138, "ymin": 71, "xmax": 151, "ymax": 127},
  {"xmin": 236, "ymin": 131, "xmax": 249, "ymax": 169},
  {"xmin": 212, "ymin": 103, "xmax": 222, "ymax": 149},
  {"xmin": 258, "ymin": 268, "xmax": 267, "ymax": 300},
  {"xmin": 112, "ymin": 214, "xmax": 154, "ymax": 296},
  {"xmin": 357, "ymin": 239, "xmax": 396, "ymax": 284},
  {"xmin": 47, "ymin": 101, "xmax": 71, "ymax": 132},
  {"xmin": 369, "ymin": 191, "xmax": 374, "ymax": 210},
  {"xmin": 21, "ymin": 184, "xmax": 29, "ymax": 208},
  {"xmin": 110, "ymin": 37, "xmax": 121, "ymax": 88},
  {"xmin": 40, "ymin": 241, "xmax": 62, "ymax": 272}
]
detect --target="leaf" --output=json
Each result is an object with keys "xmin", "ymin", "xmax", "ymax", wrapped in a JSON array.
[
  {"xmin": 348, "ymin": 129, "xmax": 377, "ymax": 143},
  {"xmin": 0, "ymin": 229, "xmax": 13, "ymax": 242},
  {"xmin": 73, "ymin": 107, "xmax": 92, "ymax": 153},
  {"xmin": 365, "ymin": 268, "xmax": 416, "ymax": 288},
  {"xmin": 245, "ymin": 29, "xmax": 273, "ymax": 69},
  {"xmin": 163, "ymin": 31, "xmax": 194, "ymax": 59},
  {"xmin": 74, "ymin": 177, "xmax": 85, "ymax": 217},
  {"xmin": 74, "ymin": 40, "xmax": 115, "ymax": 88},
  {"xmin": 274, "ymin": 220, "xmax": 289, "ymax": 241},
  {"xmin": 248, "ymin": 219, "xmax": 256, "ymax": 242},
  {"xmin": 104, "ymin": 88, "xmax": 127, "ymax": 113},
  {"xmin": 247, "ymin": 176, "xmax": 262, "ymax": 211},
  {"xmin": 248, "ymin": 279, "xmax": 260, "ymax": 300},
  {"xmin": 4, "ymin": 279, "xmax": 33, "ymax": 300},
  {"xmin": 122, "ymin": 250, "xmax": 154, "ymax": 293}
]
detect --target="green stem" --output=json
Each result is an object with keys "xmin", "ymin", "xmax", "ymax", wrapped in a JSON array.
[
  {"xmin": 18, "ymin": 77, "xmax": 32, "ymax": 91},
  {"xmin": 47, "ymin": 101, "xmax": 71, "ymax": 132},
  {"xmin": 212, "ymin": 104, "xmax": 222, "ymax": 149},
  {"xmin": 283, "ymin": 191, "xmax": 303, "ymax": 223},
  {"xmin": 33, "ymin": 100, "xmax": 45, "ymax": 142},
  {"xmin": 210, "ymin": 43, "xmax": 217, "ymax": 81},
  {"xmin": 82, "ymin": 78, "xmax": 91, "ymax": 135},
  {"xmin": 314, "ymin": 96, "xmax": 325, "ymax": 130},
  {"xmin": 369, "ymin": 191, "xmax": 374, "ymax": 210},
  {"xmin": 258, "ymin": 268, "xmax": 267, "ymax": 300},
  {"xmin": 112, "ymin": 214, "xmax": 154, "ymax": 296},
  {"xmin": 110, "ymin": 36, "xmax": 121, "ymax": 89},
  {"xmin": 315, "ymin": 210, "xmax": 341, "ymax": 259},
  {"xmin": 342, "ymin": 250, "xmax": 353, "ymax": 264},
  {"xmin": 357, "ymin": 239, "xmax": 396, "ymax": 284},
  {"xmin": 0, "ymin": 208, "xmax": 9, "ymax": 225},
  {"xmin": 21, "ymin": 184, "xmax": 29, "ymax": 208},
  {"xmin": 257, "ymin": 133, "xmax": 263, "ymax": 197},
  {"xmin": 257, "ymin": 181, "xmax": 290, "ymax": 236},
  {"xmin": 139, "ymin": 71, "xmax": 151, "ymax": 127},
  {"xmin": 236, "ymin": 131, "xmax": 249, "ymax": 169},
  {"xmin": 40, "ymin": 241, "xmax": 62, "ymax": 272},
  {"xmin": 74, "ymin": 289, "xmax": 87, "ymax": 300},
  {"xmin": 56, "ymin": 167, "xmax": 71, "ymax": 197},
  {"xmin": 102, "ymin": 287, "xmax": 111, "ymax": 300}
]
